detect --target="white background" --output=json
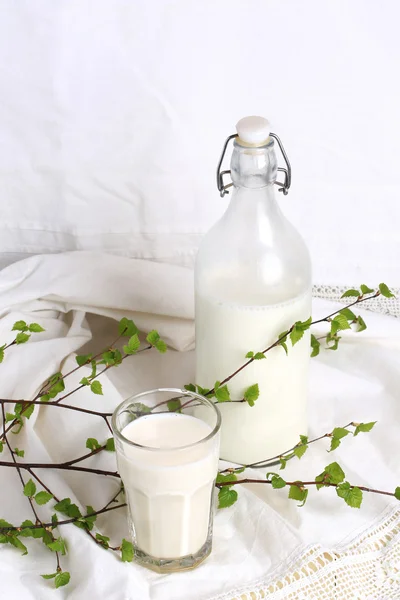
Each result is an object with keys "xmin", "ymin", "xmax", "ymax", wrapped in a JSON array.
[{"xmin": 0, "ymin": 0, "xmax": 399, "ymax": 284}]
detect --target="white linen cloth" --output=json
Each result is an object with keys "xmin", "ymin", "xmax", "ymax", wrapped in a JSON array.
[{"xmin": 0, "ymin": 251, "xmax": 399, "ymax": 599}]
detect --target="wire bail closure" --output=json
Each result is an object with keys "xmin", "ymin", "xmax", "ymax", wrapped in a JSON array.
[{"xmin": 216, "ymin": 132, "xmax": 292, "ymax": 198}]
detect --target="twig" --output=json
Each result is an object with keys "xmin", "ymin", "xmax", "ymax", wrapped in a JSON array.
[{"xmin": 0, "ymin": 461, "xmax": 120, "ymax": 478}]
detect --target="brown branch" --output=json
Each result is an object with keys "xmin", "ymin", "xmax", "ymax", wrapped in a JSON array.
[
  {"xmin": 0, "ymin": 398, "xmax": 113, "ymax": 418},
  {"xmin": 0, "ymin": 461, "xmax": 120, "ymax": 478}
]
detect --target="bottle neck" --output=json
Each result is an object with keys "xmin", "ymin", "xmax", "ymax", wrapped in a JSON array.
[{"xmin": 230, "ymin": 138, "xmax": 278, "ymax": 190}]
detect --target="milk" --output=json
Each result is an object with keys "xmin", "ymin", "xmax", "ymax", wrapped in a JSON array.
[
  {"xmin": 195, "ymin": 291, "xmax": 311, "ymax": 464},
  {"xmin": 116, "ymin": 413, "xmax": 219, "ymax": 559}
]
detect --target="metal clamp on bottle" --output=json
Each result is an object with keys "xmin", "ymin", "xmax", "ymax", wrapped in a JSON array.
[{"xmin": 216, "ymin": 119, "xmax": 292, "ymax": 197}]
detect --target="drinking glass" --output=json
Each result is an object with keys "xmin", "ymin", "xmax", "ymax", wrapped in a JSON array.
[{"xmin": 112, "ymin": 388, "xmax": 221, "ymax": 573}]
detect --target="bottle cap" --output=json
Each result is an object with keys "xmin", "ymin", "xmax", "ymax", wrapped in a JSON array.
[{"xmin": 236, "ymin": 116, "xmax": 271, "ymax": 146}]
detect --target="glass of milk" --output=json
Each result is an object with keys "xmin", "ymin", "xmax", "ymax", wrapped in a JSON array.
[{"xmin": 112, "ymin": 388, "xmax": 221, "ymax": 573}]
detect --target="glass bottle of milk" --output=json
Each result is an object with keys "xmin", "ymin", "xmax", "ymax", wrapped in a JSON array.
[{"xmin": 195, "ymin": 116, "xmax": 312, "ymax": 465}]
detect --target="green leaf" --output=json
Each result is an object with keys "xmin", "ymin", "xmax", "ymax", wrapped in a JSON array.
[
  {"xmin": 55, "ymin": 572, "xmax": 70, "ymax": 588},
  {"xmin": 41, "ymin": 529, "xmax": 53, "ymax": 545},
  {"xmin": 332, "ymin": 314, "xmax": 351, "ymax": 331},
  {"xmin": 105, "ymin": 438, "xmax": 115, "ymax": 452},
  {"xmin": 12, "ymin": 320, "xmax": 27, "ymax": 331},
  {"xmin": 184, "ymin": 383, "xmax": 196, "ymax": 393},
  {"xmin": 146, "ymin": 330, "xmax": 160, "ymax": 345},
  {"xmin": 216, "ymin": 472, "xmax": 237, "ymax": 485},
  {"xmin": 121, "ymin": 538, "xmax": 134, "ymax": 562},
  {"xmin": 0, "ymin": 441, "xmax": 3, "ymax": 453},
  {"xmin": 245, "ymin": 351, "xmax": 254, "ymax": 358},
  {"xmin": 0, "ymin": 518, "xmax": 13, "ymax": 528},
  {"xmin": 46, "ymin": 373, "xmax": 65, "ymax": 398},
  {"xmin": 5, "ymin": 412, "xmax": 15, "ymax": 422},
  {"xmin": 95, "ymin": 533, "xmax": 110, "ymax": 548},
  {"xmin": 310, "ymin": 334, "xmax": 320, "ymax": 358},
  {"xmin": 288, "ymin": 484, "xmax": 308, "ymax": 506},
  {"xmin": 360, "ymin": 284, "xmax": 374, "ymax": 295},
  {"xmin": 293, "ymin": 439, "xmax": 308, "ymax": 459},
  {"xmin": 15, "ymin": 332, "xmax": 30, "ymax": 344},
  {"xmin": 243, "ymin": 383, "xmax": 259, "ymax": 407},
  {"xmin": 118, "ymin": 318, "xmax": 138, "ymax": 337},
  {"xmin": 279, "ymin": 457, "xmax": 287, "ymax": 470},
  {"xmin": 90, "ymin": 380, "xmax": 103, "ymax": 395},
  {"xmin": 86, "ymin": 438, "xmax": 101, "ymax": 451},
  {"xmin": 41, "ymin": 573, "xmax": 57, "ymax": 580},
  {"xmin": 336, "ymin": 482, "xmax": 363, "ymax": 508},
  {"xmin": 9, "ymin": 536, "xmax": 28, "ymax": 554},
  {"xmin": 23, "ymin": 479, "xmax": 37, "ymax": 498},
  {"xmin": 80, "ymin": 377, "xmax": 90, "ymax": 386},
  {"xmin": 18, "ymin": 519, "xmax": 34, "ymax": 538},
  {"xmin": 167, "ymin": 398, "xmax": 181, "ymax": 413},
  {"xmin": 28, "ymin": 323, "xmax": 45, "ymax": 333},
  {"xmin": 254, "ymin": 352, "xmax": 266, "ymax": 360},
  {"xmin": 0, "ymin": 345, "xmax": 5, "ymax": 363},
  {"xmin": 83, "ymin": 506, "xmax": 97, "ymax": 530},
  {"xmin": 215, "ymin": 384, "xmax": 231, "ymax": 402},
  {"xmin": 90, "ymin": 360, "xmax": 97, "ymax": 379},
  {"xmin": 53, "ymin": 498, "xmax": 71, "ymax": 513},
  {"xmin": 316, "ymin": 462, "xmax": 346, "ymax": 489},
  {"xmin": 394, "ymin": 487, "xmax": 400, "ymax": 501},
  {"xmin": 75, "ymin": 353, "xmax": 92, "ymax": 367},
  {"xmin": 123, "ymin": 333, "xmax": 140, "ymax": 355},
  {"xmin": 51, "ymin": 513, "xmax": 58, "ymax": 528},
  {"xmin": 379, "ymin": 283, "xmax": 395, "ymax": 298},
  {"xmin": 329, "ymin": 427, "xmax": 350, "ymax": 451},
  {"xmin": 218, "ymin": 487, "xmax": 238, "ymax": 508},
  {"xmin": 339, "ymin": 307, "xmax": 357, "ymax": 321},
  {"xmin": 155, "ymin": 339, "xmax": 167, "ymax": 353},
  {"xmin": 47, "ymin": 539, "xmax": 65, "ymax": 553},
  {"xmin": 21, "ymin": 404, "xmax": 34, "ymax": 419},
  {"xmin": 268, "ymin": 474, "xmax": 287, "ymax": 489},
  {"xmin": 353, "ymin": 421, "xmax": 377, "ymax": 436},
  {"xmin": 299, "ymin": 317, "xmax": 312, "ymax": 331},
  {"xmin": 341, "ymin": 289, "xmax": 360, "ymax": 298},
  {"xmin": 35, "ymin": 492, "xmax": 53, "ymax": 505},
  {"xmin": 197, "ymin": 386, "xmax": 211, "ymax": 397},
  {"xmin": 326, "ymin": 333, "xmax": 340, "ymax": 351},
  {"xmin": 131, "ymin": 402, "xmax": 151, "ymax": 415},
  {"xmin": 14, "ymin": 448, "xmax": 24, "ymax": 458},
  {"xmin": 355, "ymin": 315, "xmax": 367, "ymax": 332},
  {"xmin": 290, "ymin": 324, "xmax": 305, "ymax": 346}
]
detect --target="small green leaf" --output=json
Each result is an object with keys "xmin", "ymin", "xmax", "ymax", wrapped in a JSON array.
[
  {"xmin": 123, "ymin": 333, "xmax": 140, "ymax": 355},
  {"xmin": 86, "ymin": 438, "xmax": 101, "ymax": 451},
  {"xmin": 243, "ymin": 383, "xmax": 259, "ymax": 407},
  {"xmin": 121, "ymin": 538, "xmax": 134, "ymax": 562},
  {"xmin": 118, "ymin": 318, "xmax": 138, "ymax": 337},
  {"xmin": 105, "ymin": 438, "xmax": 115, "ymax": 452},
  {"xmin": 90, "ymin": 381, "xmax": 103, "ymax": 395},
  {"xmin": 290, "ymin": 324, "xmax": 305, "ymax": 346},
  {"xmin": 269, "ymin": 474, "xmax": 287, "ymax": 489},
  {"xmin": 12, "ymin": 320, "xmax": 27, "ymax": 331},
  {"xmin": 394, "ymin": 487, "xmax": 400, "ymax": 501},
  {"xmin": 355, "ymin": 315, "xmax": 367, "ymax": 332},
  {"xmin": 35, "ymin": 492, "xmax": 53, "ymax": 505},
  {"xmin": 245, "ymin": 351, "xmax": 254, "ymax": 358},
  {"xmin": 216, "ymin": 472, "xmax": 237, "ymax": 485},
  {"xmin": 14, "ymin": 448, "xmax": 24, "ymax": 458},
  {"xmin": 83, "ymin": 506, "xmax": 97, "ymax": 530},
  {"xmin": 167, "ymin": 398, "xmax": 181, "ymax": 413},
  {"xmin": 80, "ymin": 377, "xmax": 90, "ymax": 386},
  {"xmin": 336, "ymin": 482, "xmax": 363, "ymax": 508},
  {"xmin": 326, "ymin": 333, "xmax": 341, "ymax": 351},
  {"xmin": 0, "ymin": 441, "xmax": 3, "ymax": 453},
  {"xmin": 316, "ymin": 462, "xmax": 346, "ymax": 488},
  {"xmin": 76, "ymin": 353, "xmax": 92, "ymax": 367},
  {"xmin": 332, "ymin": 314, "xmax": 351, "ymax": 331},
  {"xmin": 51, "ymin": 514, "xmax": 58, "ymax": 528},
  {"xmin": 47, "ymin": 538, "xmax": 66, "ymax": 554},
  {"xmin": 184, "ymin": 383, "xmax": 196, "ymax": 393},
  {"xmin": 329, "ymin": 427, "xmax": 350, "ymax": 451},
  {"xmin": 5, "ymin": 412, "xmax": 15, "ymax": 422},
  {"xmin": 197, "ymin": 386, "xmax": 211, "ymax": 397},
  {"xmin": 9, "ymin": 536, "xmax": 28, "ymax": 554},
  {"xmin": 353, "ymin": 421, "xmax": 377, "ymax": 436},
  {"xmin": 288, "ymin": 484, "xmax": 308, "ymax": 506},
  {"xmin": 95, "ymin": 533, "xmax": 110, "ymax": 548},
  {"xmin": 55, "ymin": 572, "xmax": 70, "ymax": 588},
  {"xmin": 360, "ymin": 284, "xmax": 374, "ymax": 295},
  {"xmin": 339, "ymin": 307, "xmax": 357, "ymax": 321},
  {"xmin": 131, "ymin": 402, "xmax": 152, "ymax": 415},
  {"xmin": 279, "ymin": 457, "xmax": 287, "ymax": 470},
  {"xmin": 146, "ymin": 330, "xmax": 160, "ymax": 345},
  {"xmin": 293, "ymin": 441, "xmax": 308, "ymax": 459},
  {"xmin": 254, "ymin": 352, "xmax": 266, "ymax": 360},
  {"xmin": 53, "ymin": 498, "xmax": 71, "ymax": 513},
  {"xmin": 155, "ymin": 339, "xmax": 167, "ymax": 353},
  {"xmin": 218, "ymin": 487, "xmax": 238, "ymax": 508},
  {"xmin": 28, "ymin": 323, "xmax": 45, "ymax": 333},
  {"xmin": 90, "ymin": 360, "xmax": 97, "ymax": 378},
  {"xmin": 310, "ymin": 334, "xmax": 320, "ymax": 357},
  {"xmin": 15, "ymin": 332, "xmax": 30, "ymax": 344},
  {"xmin": 21, "ymin": 404, "xmax": 34, "ymax": 420},
  {"xmin": 379, "ymin": 283, "xmax": 395, "ymax": 298},
  {"xmin": 341, "ymin": 289, "xmax": 360, "ymax": 298},
  {"xmin": 0, "ymin": 345, "xmax": 5, "ymax": 363},
  {"xmin": 41, "ymin": 573, "xmax": 57, "ymax": 580},
  {"xmin": 215, "ymin": 384, "xmax": 231, "ymax": 402},
  {"xmin": 23, "ymin": 479, "xmax": 37, "ymax": 498}
]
